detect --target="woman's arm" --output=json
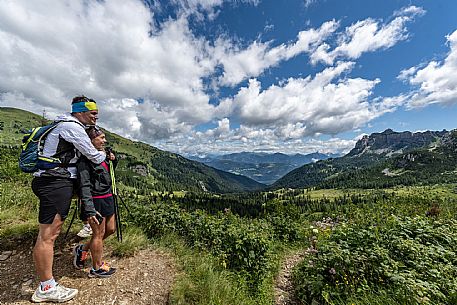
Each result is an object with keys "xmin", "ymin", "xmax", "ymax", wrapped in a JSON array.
[{"xmin": 77, "ymin": 158, "xmax": 97, "ymax": 218}]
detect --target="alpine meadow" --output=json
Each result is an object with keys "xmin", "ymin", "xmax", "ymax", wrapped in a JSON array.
[{"xmin": 1, "ymin": 1, "xmax": 457, "ymax": 305}]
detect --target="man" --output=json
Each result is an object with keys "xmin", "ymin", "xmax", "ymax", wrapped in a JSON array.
[{"xmin": 31, "ymin": 96, "xmax": 106, "ymax": 303}]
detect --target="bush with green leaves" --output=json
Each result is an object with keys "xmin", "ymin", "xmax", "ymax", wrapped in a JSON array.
[
  {"xmin": 293, "ymin": 216, "xmax": 457, "ymax": 305},
  {"xmin": 267, "ymin": 214, "xmax": 306, "ymax": 242},
  {"xmin": 0, "ymin": 147, "xmax": 28, "ymax": 184},
  {"xmin": 132, "ymin": 202, "xmax": 273, "ymax": 289}
]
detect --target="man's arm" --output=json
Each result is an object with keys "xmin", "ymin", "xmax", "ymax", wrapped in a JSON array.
[{"xmin": 59, "ymin": 122, "xmax": 105, "ymax": 164}]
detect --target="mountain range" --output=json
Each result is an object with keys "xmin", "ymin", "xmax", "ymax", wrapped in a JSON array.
[
  {"xmin": 2, "ymin": 107, "xmax": 456, "ymax": 193},
  {"xmin": 186, "ymin": 151, "xmax": 337, "ymax": 185},
  {"xmin": 272, "ymin": 128, "xmax": 457, "ymax": 189}
]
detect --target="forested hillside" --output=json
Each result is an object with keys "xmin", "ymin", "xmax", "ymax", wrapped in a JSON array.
[
  {"xmin": 273, "ymin": 128, "xmax": 457, "ymax": 189},
  {"xmin": 0, "ymin": 107, "xmax": 264, "ymax": 193}
]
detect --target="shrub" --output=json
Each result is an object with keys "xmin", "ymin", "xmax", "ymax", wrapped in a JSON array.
[
  {"xmin": 132, "ymin": 202, "xmax": 274, "ymax": 289},
  {"xmin": 293, "ymin": 216, "xmax": 457, "ymax": 305}
]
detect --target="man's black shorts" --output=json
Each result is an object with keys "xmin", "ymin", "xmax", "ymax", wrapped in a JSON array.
[{"xmin": 32, "ymin": 177, "xmax": 75, "ymax": 224}]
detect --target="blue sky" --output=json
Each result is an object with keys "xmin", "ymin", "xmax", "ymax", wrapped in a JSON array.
[{"xmin": 1, "ymin": 0, "xmax": 457, "ymax": 156}]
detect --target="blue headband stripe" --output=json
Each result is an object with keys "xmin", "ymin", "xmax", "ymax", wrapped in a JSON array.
[{"xmin": 72, "ymin": 101, "xmax": 97, "ymax": 113}]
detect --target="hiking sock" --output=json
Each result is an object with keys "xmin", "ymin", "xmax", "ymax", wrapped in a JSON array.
[
  {"xmin": 92, "ymin": 261, "xmax": 113, "ymax": 272},
  {"xmin": 40, "ymin": 278, "xmax": 56, "ymax": 291},
  {"xmin": 91, "ymin": 263, "xmax": 102, "ymax": 271}
]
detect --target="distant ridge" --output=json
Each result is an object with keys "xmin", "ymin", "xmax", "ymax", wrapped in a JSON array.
[
  {"xmin": 187, "ymin": 151, "xmax": 336, "ymax": 185},
  {"xmin": 272, "ymin": 128, "xmax": 457, "ymax": 189}
]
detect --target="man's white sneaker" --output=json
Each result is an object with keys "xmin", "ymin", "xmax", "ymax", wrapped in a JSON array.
[
  {"xmin": 31, "ymin": 284, "xmax": 78, "ymax": 303},
  {"xmin": 77, "ymin": 224, "xmax": 92, "ymax": 238}
]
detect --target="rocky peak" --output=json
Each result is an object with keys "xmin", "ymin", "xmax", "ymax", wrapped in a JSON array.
[
  {"xmin": 347, "ymin": 129, "xmax": 448, "ymax": 157},
  {"xmin": 441, "ymin": 129, "xmax": 457, "ymax": 150}
]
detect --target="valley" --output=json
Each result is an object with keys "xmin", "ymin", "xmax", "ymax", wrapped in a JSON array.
[{"xmin": 187, "ymin": 151, "xmax": 335, "ymax": 185}]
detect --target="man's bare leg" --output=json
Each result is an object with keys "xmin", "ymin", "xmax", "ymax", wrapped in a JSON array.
[
  {"xmin": 33, "ymin": 214, "xmax": 64, "ymax": 282},
  {"xmin": 32, "ymin": 212, "xmax": 78, "ymax": 302}
]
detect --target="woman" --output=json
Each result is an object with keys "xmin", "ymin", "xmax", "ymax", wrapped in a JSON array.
[{"xmin": 73, "ymin": 126, "xmax": 117, "ymax": 278}]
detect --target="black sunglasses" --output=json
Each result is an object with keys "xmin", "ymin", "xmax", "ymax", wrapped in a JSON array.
[{"xmin": 85, "ymin": 124, "xmax": 101, "ymax": 131}]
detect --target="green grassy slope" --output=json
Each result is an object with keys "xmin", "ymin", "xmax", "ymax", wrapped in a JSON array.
[
  {"xmin": 0, "ymin": 107, "xmax": 264, "ymax": 193},
  {"xmin": 0, "ymin": 107, "xmax": 46, "ymax": 145}
]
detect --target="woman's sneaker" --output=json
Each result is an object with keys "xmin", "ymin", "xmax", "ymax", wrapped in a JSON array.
[
  {"xmin": 88, "ymin": 262, "xmax": 116, "ymax": 278},
  {"xmin": 31, "ymin": 284, "xmax": 78, "ymax": 303},
  {"xmin": 73, "ymin": 244, "xmax": 89, "ymax": 270},
  {"xmin": 77, "ymin": 224, "xmax": 92, "ymax": 238}
]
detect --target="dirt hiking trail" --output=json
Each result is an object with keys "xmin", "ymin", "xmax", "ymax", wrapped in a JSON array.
[
  {"xmin": 0, "ymin": 237, "xmax": 176, "ymax": 305},
  {"xmin": 274, "ymin": 249, "xmax": 307, "ymax": 305}
]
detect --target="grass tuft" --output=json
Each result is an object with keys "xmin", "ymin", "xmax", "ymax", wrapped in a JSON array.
[
  {"xmin": 106, "ymin": 226, "xmax": 149, "ymax": 257},
  {"xmin": 154, "ymin": 233, "xmax": 268, "ymax": 305}
]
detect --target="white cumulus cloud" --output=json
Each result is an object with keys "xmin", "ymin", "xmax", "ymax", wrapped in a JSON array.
[
  {"xmin": 0, "ymin": 1, "xmax": 425, "ymax": 155},
  {"xmin": 310, "ymin": 6, "xmax": 425, "ymax": 65},
  {"xmin": 221, "ymin": 61, "xmax": 393, "ymax": 137},
  {"xmin": 0, "ymin": 0, "xmax": 217, "ymax": 140},
  {"xmin": 217, "ymin": 20, "xmax": 339, "ymax": 86},
  {"xmin": 403, "ymin": 29, "xmax": 457, "ymax": 108},
  {"xmin": 156, "ymin": 119, "xmax": 357, "ymax": 156}
]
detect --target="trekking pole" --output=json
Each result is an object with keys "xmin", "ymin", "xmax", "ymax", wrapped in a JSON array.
[
  {"xmin": 64, "ymin": 199, "xmax": 80, "ymax": 240},
  {"xmin": 114, "ymin": 194, "xmax": 122, "ymax": 242},
  {"xmin": 109, "ymin": 160, "xmax": 123, "ymax": 242},
  {"xmin": 117, "ymin": 191, "xmax": 133, "ymax": 220}
]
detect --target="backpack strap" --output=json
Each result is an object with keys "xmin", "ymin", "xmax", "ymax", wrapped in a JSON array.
[
  {"xmin": 53, "ymin": 118, "xmax": 85, "ymax": 128},
  {"xmin": 46, "ymin": 119, "xmax": 86, "ymax": 168}
]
